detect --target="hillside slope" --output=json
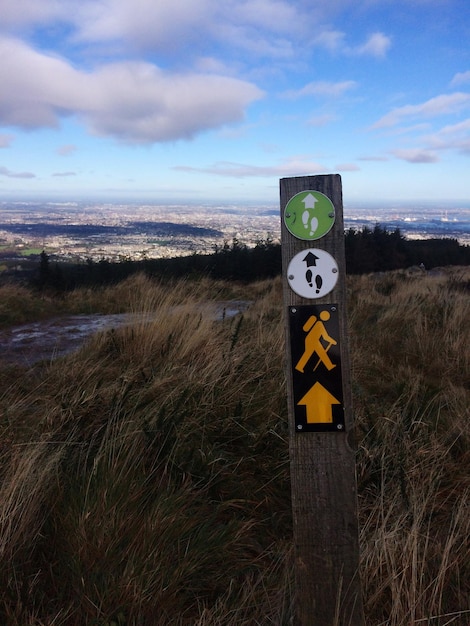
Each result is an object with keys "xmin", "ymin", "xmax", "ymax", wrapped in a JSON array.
[{"xmin": 0, "ymin": 269, "xmax": 469, "ymax": 625}]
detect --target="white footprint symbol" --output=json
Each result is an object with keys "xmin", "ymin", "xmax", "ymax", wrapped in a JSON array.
[
  {"xmin": 302, "ymin": 212, "xmax": 318, "ymax": 236},
  {"xmin": 309, "ymin": 216, "xmax": 318, "ymax": 236}
]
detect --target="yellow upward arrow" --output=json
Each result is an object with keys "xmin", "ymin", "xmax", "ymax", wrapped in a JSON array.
[{"xmin": 298, "ymin": 382, "xmax": 341, "ymax": 423}]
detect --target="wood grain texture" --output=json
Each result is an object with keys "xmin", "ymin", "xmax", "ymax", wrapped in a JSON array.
[{"xmin": 280, "ymin": 175, "xmax": 364, "ymax": 626}]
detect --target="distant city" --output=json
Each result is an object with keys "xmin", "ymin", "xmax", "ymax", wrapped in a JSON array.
[{"xmin": 0, "ymin": 200, "xmax": 469, "ymax": 265}]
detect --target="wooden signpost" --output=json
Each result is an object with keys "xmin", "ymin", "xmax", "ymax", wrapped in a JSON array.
[{"xmin": 280, "ymin": 175, "xmax": 364, "ymax": 625}]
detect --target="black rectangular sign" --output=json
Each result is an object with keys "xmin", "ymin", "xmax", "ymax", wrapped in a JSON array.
[{"xmin": 289, "ymin": 304, "xmax": 345, "ymax": 432}]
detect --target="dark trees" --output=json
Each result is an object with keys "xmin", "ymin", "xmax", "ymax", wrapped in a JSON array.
[{"xmin": 31, "ymin": 229, "xmax": 469, "ymax": 291}]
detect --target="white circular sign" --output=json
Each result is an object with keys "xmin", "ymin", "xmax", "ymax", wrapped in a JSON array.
[{"xmin": 287, "ymin": 249, "xmax": 338, "ymax": 299}]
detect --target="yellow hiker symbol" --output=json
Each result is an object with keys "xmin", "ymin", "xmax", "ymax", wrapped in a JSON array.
[{"xmin": 295, "ymin": 310, "xmax": 337, "ymax": 373}]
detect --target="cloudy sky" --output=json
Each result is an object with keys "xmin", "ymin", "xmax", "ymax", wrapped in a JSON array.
[{"xmin": 1, "ymin": 0, "xmax": 469, "ymax": 204}]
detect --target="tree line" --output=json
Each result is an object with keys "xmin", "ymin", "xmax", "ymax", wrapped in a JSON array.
[
  {"xmin": 33, "ymin": 226, "xmax": 469, "ymax": 291},
  {"xmin": 344, "ymin": 224, "xmax": 470, "ymax": 273}
]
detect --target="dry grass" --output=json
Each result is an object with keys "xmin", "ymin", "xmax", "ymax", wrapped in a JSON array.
[
  {"xmin": 1, "ymin": 276, "xmax": 292, "ymax": 625},
  {"xmin": 0, "ymin": 269, "xmax": 469, "ymax": 625},
  {"xmin": 0, "ymin": 283, "xmax": 60, "ymax": 327},
  {"xmin": 350, "ymin": 267, "xmax": 470, "ymax": 626}
]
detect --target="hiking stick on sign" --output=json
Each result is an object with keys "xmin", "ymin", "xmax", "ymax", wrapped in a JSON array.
[{"xmin": 280, "ymin": 174, "xmax": 364, "ymax": 626}]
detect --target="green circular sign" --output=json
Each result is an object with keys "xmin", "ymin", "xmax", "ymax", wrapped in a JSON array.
[{"xmin": 284, "ymin": 190, "xmax": 335, "ymax": 240}]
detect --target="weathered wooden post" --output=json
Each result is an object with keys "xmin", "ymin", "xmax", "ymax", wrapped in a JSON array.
[{"xmin": 280, "ymin": 174, "xmax": 364, "ymax": 626}]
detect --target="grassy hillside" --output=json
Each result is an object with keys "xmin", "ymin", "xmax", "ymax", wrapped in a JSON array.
[{"xmin": 0, "ymin": 268, "xmax": 469, "ymax": 625}]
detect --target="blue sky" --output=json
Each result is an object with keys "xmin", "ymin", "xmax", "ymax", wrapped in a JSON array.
[{"xmin": 0, "ymin": 0, "xmax": 469, "ymax": 205}]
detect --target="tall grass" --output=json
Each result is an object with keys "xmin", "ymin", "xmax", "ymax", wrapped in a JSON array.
[
  {"xmin": 350, "ymin": 267, "xmax": 470, "ymax": 626},
  {"xmin": 1, "ymin": 276, "xmax": 292, "ymax": 625},
  {"xmin": 0, "ymin": 268, "xmax": 469, "ymax": 624}
]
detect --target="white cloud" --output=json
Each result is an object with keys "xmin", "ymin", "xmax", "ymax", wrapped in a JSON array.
[
  {"xmin": 391, "ymin": 149, "xmax": 439, "ymax": 163},
  {"xmin": 194, "ymin": 57, "xmax": 236, "ymax": 75},
  {"xmin": 335, "ymin": 162, "xmax": 360, "ymax": 171},
  {"xmin": 57, "ymin": 144, "xmax": 78, "ymax": 156},
  {"xmin": 450, "ymin": 71, "xmax": 470, "ymax": 87},
  {"xmin": 0, "ymin": 36, "xmax": 263, "ymax": 143},
  {"xmin": 0, "ymin": 0, "xmax": 67, "ymax": 30},
  {"xmin": 173, "ymin": 156, "xmax": 326, "ymax": 178},
  {"xmin": 373, "ymin": 93, "xmax": 470, "ymax": 128},
  {"xmin": 0, "ymin": 165, "xmax": 36, "ymax": 178},
  {"xmin": 283, "ymin": 80, "xmax": 357, "ymax": 99},
  {"xmin": 73, "ymin": 0, "xmax": 213, "ymax": 53},
  {"xmin": 230, "ymin": 0, "xmax": 300, "ymax": 31},
  {"xmin": 313, "ymin": 30, "xmax": 391, "ymax": 58},
  {"xmin": 385, "ymin": 117, "xmax": 470, "ymax": 163},
  {"xmin": 424, "ymin": 118, "xmax": 470, "ymax": 154},
  {"xmin": 1, "ymin": 1, "xmax": 389, "ymax": 64},
  {"xmin": 0, "ymin": 37, "xmax": 87, "ymax": 128},
  {"xmin": 87, "ymin": 63, "xmax": 264, "ymax": 143},
  {"xmin": 0, "ymin": 133, "xmax": 14, "ymax": 148},
  {"xmin": 455, "ymin": 138, "xmax": 470, "ymax": 154},
  {"xmin": 353, "ymin": 32, "xmax": 391, "ymax": 57},
  {"xmin": 307, "ymin": 114, "xmax": 337, "ymax": 127},
  {"xmin": 70, "ymin": 0, "xmax": 302, "ymax": 61},
  {"xmin": 312, "ymin": 30, "xmax": 346, "ymax": 53}
]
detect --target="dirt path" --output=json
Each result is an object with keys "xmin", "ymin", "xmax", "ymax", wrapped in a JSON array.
[{"xmin": 0, "ymin": 302, "xmax": 249, "ymax": 367}]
